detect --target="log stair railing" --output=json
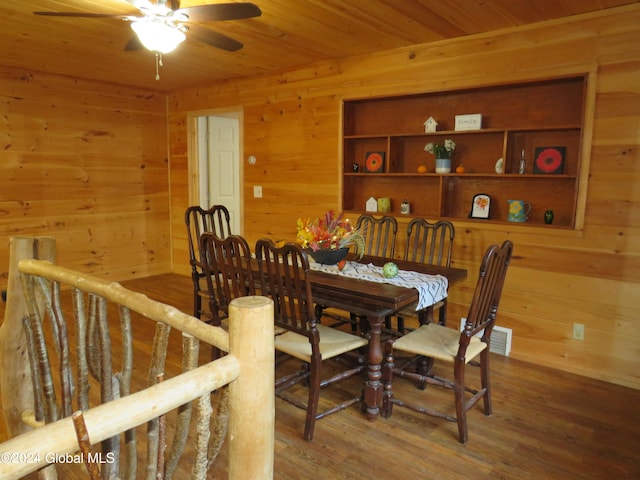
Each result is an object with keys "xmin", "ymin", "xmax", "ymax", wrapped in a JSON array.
[{"xmin": 0, "ymin": 236, "xmax": 274, "ymax": 480}]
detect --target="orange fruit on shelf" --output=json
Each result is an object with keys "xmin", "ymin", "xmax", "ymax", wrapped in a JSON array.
[
  {"xmin": 456, "ymin": 164, "xmax": 465, "ymax": 173},
  {"xmin": 417, "ymin": 165, "xmax": 427, "ymax": 173}
]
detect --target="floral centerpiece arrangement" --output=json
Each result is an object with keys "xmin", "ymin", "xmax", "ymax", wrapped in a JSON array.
[
  {"xmin": 425, "ymin": 138, "xmax": 456, "ymax": 173},
  {"xmin": 296, "ymin": 210, "xmax": 365, "ymax": 261},
  {"xmin": 424, "ymin": 138, "xmax": 456, "ymax": 158}
]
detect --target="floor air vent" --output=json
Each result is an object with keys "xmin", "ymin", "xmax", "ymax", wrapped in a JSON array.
[{"xmin": 459, "ymin": 318, "xmax": 512, "ymax": 356}]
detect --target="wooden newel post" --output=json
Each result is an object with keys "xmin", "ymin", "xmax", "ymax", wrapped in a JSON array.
[
  {"xmin": 0, "ymin": 236, "xmax": 56, "ymax": 437},
  {"xmin": 227, "ymin": 295, "xmax": 274, "ymax": 480}
]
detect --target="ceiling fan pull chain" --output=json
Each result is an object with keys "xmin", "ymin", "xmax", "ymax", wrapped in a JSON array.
[{"xmin": 155, "ymin": 52, "xmax": 163, "ymax": 81}]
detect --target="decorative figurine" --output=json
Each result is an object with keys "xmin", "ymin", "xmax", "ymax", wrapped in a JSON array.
[
  {"xmin": 366, "ymin": 196, "xmax": 378, "ymax": 212},
  {"xmin": 353, "ymin": 162, "xmax": 360, "ymax": 173},
  {"xmin": 377, "ymin": 197, "xmax": 391, "ymax": 213},
  {"xmin": 544, "ymin": 209, "xmax": 554, "ymax": 224},
  {"xmin": 423, "ymin": 117, "xmax": 438, "ymax": 133},
  {"xmin": 519, "ymin": 149, "xmax": 526, "ymax": 174}
]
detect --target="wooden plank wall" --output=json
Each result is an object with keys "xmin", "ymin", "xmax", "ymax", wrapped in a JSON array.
[
  {"xmin": 169, "ymin": 5, "xmax": 640, "ymax": 389},
  {"xmin": 0, "ymin": 69, "xmax": 171, "ymax": 284}
]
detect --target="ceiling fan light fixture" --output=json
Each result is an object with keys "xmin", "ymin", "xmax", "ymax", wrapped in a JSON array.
[{"xmin": 131, "ymin": 19, "xmax": 186, "ymax": 54}]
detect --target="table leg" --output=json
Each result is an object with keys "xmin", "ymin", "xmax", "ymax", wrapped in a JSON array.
[{"xmin": 363, "ymin": 314, "xmax": 384, "ymax": 421}]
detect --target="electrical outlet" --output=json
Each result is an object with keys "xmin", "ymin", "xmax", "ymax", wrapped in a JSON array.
[
  {"xmin": 572, "ymin": 323, "xmax": 585, "ymax": 340},
  {"xmin": 253, "ymin": 185, "xmax": 262, "ymax": 198}
]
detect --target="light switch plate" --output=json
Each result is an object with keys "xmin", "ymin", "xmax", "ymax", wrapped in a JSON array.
[{"xmin": 572, "ymin": 323, "xmax": 585, "ymax": 340}]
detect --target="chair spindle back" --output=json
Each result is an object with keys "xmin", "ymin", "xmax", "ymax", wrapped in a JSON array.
[
  {"xmin": 255, "ymin": 239, "xmax": 317, "ymax": 339},
  {"xmin": 356, "ymin": 214, "xmax": 398, "ymax": 258},
  {"xmin": 404, "ymin": 218, "xmax": 455, "ymax": 267},
  {"xmin": 199, "ymin": 233, "xmax": 255, "ymax": 325},
  {"xmin": 461, "ymin": 240, "xmax": 513, "ymax": 350},
  {"xmin": 185, "ymin": 205, "xmax": 232, "ymax": 319}
]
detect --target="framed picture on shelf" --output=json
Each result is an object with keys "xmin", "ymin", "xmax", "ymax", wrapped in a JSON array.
[
  {"xmin": 364, "ymin": 151, "xmax": 385, "ymax": 173},
  {"xmin": 469, "ymin": 193, "xmax": 491, "ymax": 219},
  {"xmin": 534, "ymin": 146, "xmax": 565, "ymax": 174}
]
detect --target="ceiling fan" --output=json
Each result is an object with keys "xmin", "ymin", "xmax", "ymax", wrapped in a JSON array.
[{"xmin": 33, "ymin": 1, "xmax": 262, "ymax": 79}]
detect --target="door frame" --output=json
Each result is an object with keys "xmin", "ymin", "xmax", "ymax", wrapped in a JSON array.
[{"xmin": 186, "ymin": 107, "xmax": 244, "ymax": 234}]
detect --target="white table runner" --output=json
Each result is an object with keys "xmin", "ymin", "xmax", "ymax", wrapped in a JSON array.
[{"xmin": 309, "ymin": 261, "xmax": 448, "ymax": 311}]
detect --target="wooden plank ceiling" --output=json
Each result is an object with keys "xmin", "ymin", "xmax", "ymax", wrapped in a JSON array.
[{"xmin": 0, "ymin": 0, "xmax": 637, "ymax": 92}]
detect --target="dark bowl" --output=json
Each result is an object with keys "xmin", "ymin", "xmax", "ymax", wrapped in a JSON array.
[{"xmin": 306, "ymin": 247, "xmax": 349, "ymax": 265}]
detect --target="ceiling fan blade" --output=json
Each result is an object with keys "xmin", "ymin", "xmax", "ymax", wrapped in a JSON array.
[
  {"xmin": 125, "ymin": 35, "xmax": 144, "ymax": 51},
  {"xmin": 179, "ymin": 3, "xmax": 261, "ymax": 23},
  {"xmin": 188, "ymin": 24, "xmax": 243, "ymax": 51},
  {"xmin": 33, "ymin": 12, "xmax": 130, "ymax": 18}
]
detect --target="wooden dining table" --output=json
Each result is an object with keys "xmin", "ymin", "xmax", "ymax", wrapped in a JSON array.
[{"xmin": 308, "ymin": 254, "xmax": 468, "ymax": 421}]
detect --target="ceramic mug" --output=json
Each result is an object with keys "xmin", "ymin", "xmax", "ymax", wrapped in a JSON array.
[{"xmin": 507, "ymin": 199, "xmax": 531, "ymax": 222}]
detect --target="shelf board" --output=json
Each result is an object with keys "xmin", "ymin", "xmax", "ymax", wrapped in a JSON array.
[
  {"xmin": 344, "ymin": 126, "xmax": 581, "ymax": 140},
  {"xmin": 451, "ymin": 173, "xmax": 577, "ymax": 179},
  {"xmin": 344, "ymin": 134, "xmax": 389, "ymax": 139},
  {"xmin": 506, "ymin": 125, "xmax": 582, "ymax": 133},
  {"xmin": 344, "ymin": 172, "xmax": 441, "ymax": 177},
  {"xmin": 342, "ymin": 210, "xmax": 578, "ymax": 232},
  {"xmin": 344, "ymin": 172, "xmax": 576, "ymax": 179},
  {"xmin": 345, "ymin": 128, "xmax": 505, "ymax": 139}
]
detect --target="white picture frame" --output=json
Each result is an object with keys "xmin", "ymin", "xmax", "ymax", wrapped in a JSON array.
[
  {"xmin": 455, "ymin": 113, "xmax": 482, "ymax": 131},
  {"xmin": 469, "ymin": 193, "xmax": 491, "ymax": 219}
]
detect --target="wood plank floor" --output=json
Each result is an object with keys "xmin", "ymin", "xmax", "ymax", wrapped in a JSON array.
[{"xmin": 2, "ymin": 273, "xmax": 640, "ymax": 479}]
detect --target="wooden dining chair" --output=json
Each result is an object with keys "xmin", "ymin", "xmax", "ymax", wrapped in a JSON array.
[
  {"xmin": 199, "ymin": 232, "xmax": 255, "ymax": 359},
  {"xmin": 255, "ymin": 239, "xmax": 368, "ymax": 441},
  {"xmin": 381, "ymin": 240, "xmax": 513, "ymax": 444},
  {"xmin": 356, "ymin": 214, "xmax": 398, "ymax": 258},
  {"xmin": 392, "ymin": 218, "xmax": 455, "ymax": 333},
  {"xmin": 199, "ymin": 232, "xmax": 255, "ymax": 327},
  {"xmin": 185, "ymin": 205, "xmax": 232, "ymax": 321}
]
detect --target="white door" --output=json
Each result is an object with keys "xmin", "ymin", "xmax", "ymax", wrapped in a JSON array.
[{"xmin": 197, "ymin": 115, "xmax": 241, "ymax": 234}]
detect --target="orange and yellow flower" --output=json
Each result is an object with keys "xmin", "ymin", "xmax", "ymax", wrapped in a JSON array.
[{"xmin": 296, "ymin": 210, "xmax": 364, "ymax": 258}]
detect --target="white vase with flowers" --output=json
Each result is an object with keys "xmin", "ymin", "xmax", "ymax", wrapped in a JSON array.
[{"xmin": 424, "ymin": 139, "xmax": 456, "ymax": 173}]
